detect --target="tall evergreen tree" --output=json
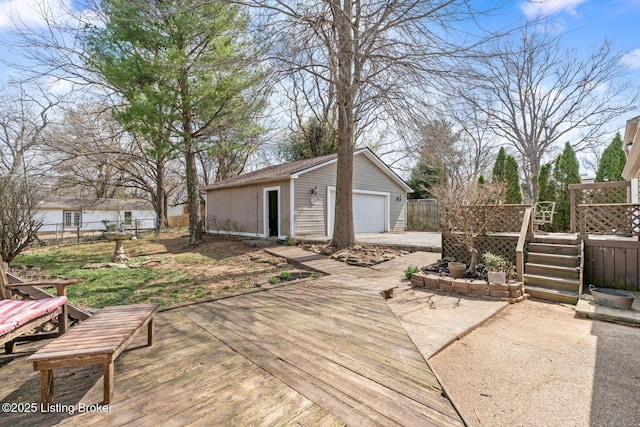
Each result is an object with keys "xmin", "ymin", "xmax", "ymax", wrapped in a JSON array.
[
  {"xmin": 503, "ymin": 155, "xmax": 523, "ymax": 204},
  {"xmin": 595, "ymin": 132, "xmax": 627, "ymax": 182},
  {"xmin": 83, "ymin": 0, "xmax": 266, "ymax": 245},
  {"xmin": 279, "ymin": 118, "xmax": 338, "ymax": 161},
  {"xmin": 537, "ymin": 163, "xmax": 555, "ymax": 202},
  {"xmin": 492, "ymin": 147, "xmax": 507, "ymax": 181},
  {"xmin": 492, "ymin": 147, "xmax": 522, "ymax": 203},
  {"xmin": 407, "ymin": 154, "xmax": 445, "ymax": 199},
  {"xmin": 552, "ymin": 142, "xmax": 581, "ymax": 231}
]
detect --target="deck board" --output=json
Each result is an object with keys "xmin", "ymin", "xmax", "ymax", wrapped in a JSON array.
[{"xmin": 0, "ymin": 277, "xmax": 462, "ymax": 426}]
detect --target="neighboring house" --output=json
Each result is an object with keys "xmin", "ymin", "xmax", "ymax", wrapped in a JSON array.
[
  {"xmin": 622, "ymin": 115, "xmax": 640, "ymax": 203},
  {"xmin": 202, "ymin": 147, "xmax": 412, "ymax": 239},
  {"xmin": 36, "ymin": 198, "xmax": 157, "ymax": 232}
]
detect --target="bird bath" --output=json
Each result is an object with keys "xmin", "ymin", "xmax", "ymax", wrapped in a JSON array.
[{"xmin": 104, "ymin": 231, "xmax": 134, "ymax": 262}]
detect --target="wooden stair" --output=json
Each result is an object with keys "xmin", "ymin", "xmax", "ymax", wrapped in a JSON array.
[{"xmin": 523, "ymin": 235, "xmax": 581, "ymax": 304}]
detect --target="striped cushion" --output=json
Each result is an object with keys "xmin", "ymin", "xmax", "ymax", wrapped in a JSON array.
[
  {"xmin": 0, "ymin": 323, "xmax": 16, "ymax": 336},
  {"xmin": 18, "ymin": 297, "xmax": 68, "ymax": 314},
  {"xmin": 0, "ymin": 297, "xmax": 67, "ymax": 327}
]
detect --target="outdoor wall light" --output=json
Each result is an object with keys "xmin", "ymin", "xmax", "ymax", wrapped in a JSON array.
[
  {"xmin": 396, "ymin": 195, "xmax": 402, "ymax": 201},
  {"xmin": 311, "ymin": 186, "xmax": 318, "ymax": 195}
]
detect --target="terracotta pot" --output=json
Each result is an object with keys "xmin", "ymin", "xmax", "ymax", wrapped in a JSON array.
[{"xmin": 448, "ymin": 262, "xmax": 466, "ymax": 279}]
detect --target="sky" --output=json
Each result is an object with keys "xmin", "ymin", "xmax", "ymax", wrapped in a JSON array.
[{"xmin": 0, "ymin": 0, "xmax": 639, "ymax": 172}]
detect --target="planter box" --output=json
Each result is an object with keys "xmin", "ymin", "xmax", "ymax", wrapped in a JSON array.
[{"xmin": 487, "ymin": 271, "xmax": 506, "ymax": 284}]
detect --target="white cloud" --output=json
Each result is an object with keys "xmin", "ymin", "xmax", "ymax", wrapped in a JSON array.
[
  {"xmin": 0, "ymin": 0, "xmax": 72, "ymax": 30},
  {"xmin": 520, "ymin": 0, "xmax": 588, "ymax": 19},
  {"xmin": 621, "ymin": 48, "xmax": 640, "ymax": 69}
]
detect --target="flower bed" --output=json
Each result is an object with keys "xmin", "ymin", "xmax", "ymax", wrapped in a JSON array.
[{"xmin": 410, "ymin": 272, "xmax": 528, "ymax": 304}]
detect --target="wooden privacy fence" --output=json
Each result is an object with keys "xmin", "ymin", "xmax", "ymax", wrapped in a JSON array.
[
  {"xmin": 406, "ymin": 199, "xmax": 441, "ymax": 231},
  {"xmin": 583, "ymin": 239, "xmax": 640, "ymax": 292}
]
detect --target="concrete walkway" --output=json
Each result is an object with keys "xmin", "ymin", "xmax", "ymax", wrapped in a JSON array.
[{"xmin": 297, "ymin": 231, "xmax": 442, "ymax": 252}]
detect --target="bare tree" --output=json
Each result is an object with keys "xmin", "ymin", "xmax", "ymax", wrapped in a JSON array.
[
  {"xmin": 0, "ymin": 83, "xmax": 59, "ymax": 179},
  {"xmin": 457, "ymin": 26, "xmax": 640, "ymax": 200},
  {"xmin": 45, "ymin": 104, "xmax": 129, "ymax": 198},
  {"xmin": 239, "ymin": 0, "xmax": 495, "ymax": 248},
  {"xmin": 0, "ymin": 176, "xmax": 44, "ymax": 262}
]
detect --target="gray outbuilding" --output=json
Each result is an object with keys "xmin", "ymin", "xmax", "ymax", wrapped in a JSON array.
[{"xmin": 202, "ymin": 147, "xmax": 412, "ymax": 239}]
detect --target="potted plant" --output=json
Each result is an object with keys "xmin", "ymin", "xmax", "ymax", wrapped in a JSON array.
[
  {"xmin": 482, "ymin": 252, "xmax": 515, "ymax": 284},
  {"xmin": 447, "ymin": 261, "xmax": 466, "ymax": 279}
]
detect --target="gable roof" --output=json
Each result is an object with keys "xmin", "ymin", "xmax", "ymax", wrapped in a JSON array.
[
  {"xmin": 201, "ymin": 147, "xmax": 412, "ymax": 192},
  {"xmin": 37, "ymin": 198, "xmax": 154, "ymax": 211}
]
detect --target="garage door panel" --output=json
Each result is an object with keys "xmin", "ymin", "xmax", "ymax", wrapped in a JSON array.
[
  {"xmin": 353, "ymin": 193, "xmax": 385, "ymax": 233},
  {"xmin": 328, "ymin": 189, "xmax": 387, "ymax": 235}
]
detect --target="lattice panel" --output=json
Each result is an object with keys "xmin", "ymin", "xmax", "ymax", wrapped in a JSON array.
[
  {"xmin": 441, "ymin": 204, "xmax": 528, "ymax": 234},
  {"xmin": 578, "ymin": 204, "xmax": 640, "ymax": 237},
  {"xmin": 575, "ymin": 185, "xmax": 628, "ymax": 204},
  {"xmin": 443, "ymin": 234, "xmax": 518, "ymax": 264}
]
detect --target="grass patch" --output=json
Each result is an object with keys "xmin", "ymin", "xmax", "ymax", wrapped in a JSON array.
[{"xmin": 10, "ymin": 232, "xmax": 316, "ymax": 308}]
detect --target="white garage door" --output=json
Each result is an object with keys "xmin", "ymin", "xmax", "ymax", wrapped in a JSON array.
[
  {"xmin": 328, "ymin": 189, "xmax": 387, "ymax": 235},
  {"xmin": 353, "ymin": 193, "xmax": 385, "ymax": 233}
]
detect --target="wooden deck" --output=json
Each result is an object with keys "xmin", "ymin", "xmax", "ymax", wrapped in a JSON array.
[{"xmin": 0, "ymin": 277, "xmax": 462, "ymax": 426}]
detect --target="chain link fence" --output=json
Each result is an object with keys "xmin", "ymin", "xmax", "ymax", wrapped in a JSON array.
[{"xmin": 36, "ymin": 218, "xmax": 158, "ymax": 246}]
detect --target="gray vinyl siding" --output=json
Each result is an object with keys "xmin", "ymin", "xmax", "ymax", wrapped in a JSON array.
[
  {"xmin": 206, "ymin": 180, "xmax": 290, "ymax": 237},
  {"xmin": 293, "ymin": 152, "xmax": 407, "ymax": 235},
  {"xmin": 352, "ymin": 154, "xmax": 407, "ymax": 232},
  {"xmin": 294, "ymin": 163, "xmax": 337, "ymax": 235}
]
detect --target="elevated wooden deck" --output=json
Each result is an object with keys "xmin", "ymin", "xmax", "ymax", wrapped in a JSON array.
[{"xmin": 0, "ymin": 277, "xmax": 462, "ymax": 426}]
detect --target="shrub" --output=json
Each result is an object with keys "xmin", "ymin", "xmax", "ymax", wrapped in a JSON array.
[
  {"xmin": 280, "ymin": 271, "xmax": 292, "ymax": 280},
  {"xmin": 404, "ymin": 265, "xmax": 420, "ymax": 279},
  {"xmin": 268, "ymin": 276, "xmax": 280, "ymax": 285}
]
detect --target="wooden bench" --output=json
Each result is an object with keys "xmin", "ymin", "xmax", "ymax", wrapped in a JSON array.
[{"xmin": 27, "ymin": 303, "xmax": 159, "ymax": 405}]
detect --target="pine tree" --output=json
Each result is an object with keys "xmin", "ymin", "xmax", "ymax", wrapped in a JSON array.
[
  {"xmin": 492, "ymin": 147, "xmax": 507, "ymax": 181},
  {"xmin": 407, "ymin": 154, "xmax": 445, "ymax": 199},
  {"xmin": 478, "ymin": 175, "xmax": 486, "ymax": 185},
  {"xmin": 595, "ymin": 132, "xmax": 626, "ymax": 182},
  {"xmin": 552, "ymin": 142, "xmax": 581, "ymax": 231},
  {"xmin": 503, "ymin": 154, "xmax": 523, "ymax": 204},
  {"xmin": 537, "ymin": 163, "xmax": 555, "ymax": 202}
]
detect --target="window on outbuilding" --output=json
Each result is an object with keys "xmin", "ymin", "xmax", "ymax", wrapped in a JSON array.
[
  {"xmin": 124, "ymin": 211, "xmax": 133, "ymax": 225},
  {"xmin": 63, "ymin": 211, "xmax": 81, "ymax": 227}
]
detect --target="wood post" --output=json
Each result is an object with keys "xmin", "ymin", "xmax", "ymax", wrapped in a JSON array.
[
  {"xmin": 40, "ymin": 370, "xmax": 54, "ymax": 404},
  {"xmin": 104, "ymin": 361, "xmax": 114, "ymax": 404},
  {"xmin": 147, "ymin": 319, "xmax": 154, "ymax": 346}
]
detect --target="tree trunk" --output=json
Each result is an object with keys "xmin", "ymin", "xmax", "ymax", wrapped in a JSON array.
[
  {"xmin": 330, "ymin": 0, "xmax": 355, "ymax": 250},
  {"xmin": 178, "ymin": 58, "xmax": 201, "ymax": 245},
  {"xmin": 156, "ymin": 159, "xmax": 166, "ymax": 231}
]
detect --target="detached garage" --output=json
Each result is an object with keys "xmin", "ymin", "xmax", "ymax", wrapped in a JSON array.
[{"xmin": 202, "ymin": 147, "xmax": 412, "ymax": 239}]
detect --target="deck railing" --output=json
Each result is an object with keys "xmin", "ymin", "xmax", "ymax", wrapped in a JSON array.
[
  {"xmin": 441, "ymin": 204, "xmax": 529, "ymax": 234},
  {"xmin": 576, "ymin": 203, "xmax": 640, "ymax": 238},
  {"xmin": 569, "ymin": 181, "xmax": 630, "ymax": 232}
]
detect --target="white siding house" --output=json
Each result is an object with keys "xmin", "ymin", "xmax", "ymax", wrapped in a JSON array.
[
  {"xmin": 36, "ymin": 198, "xmax": 157, "ymax": 232},
  {"xmin": 623, "ymin": 116, "xmax": 640, "ymax": 203},
  {"xmin": 202, "ymin": 148, "xmax": 412, "ymax": 239}
]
